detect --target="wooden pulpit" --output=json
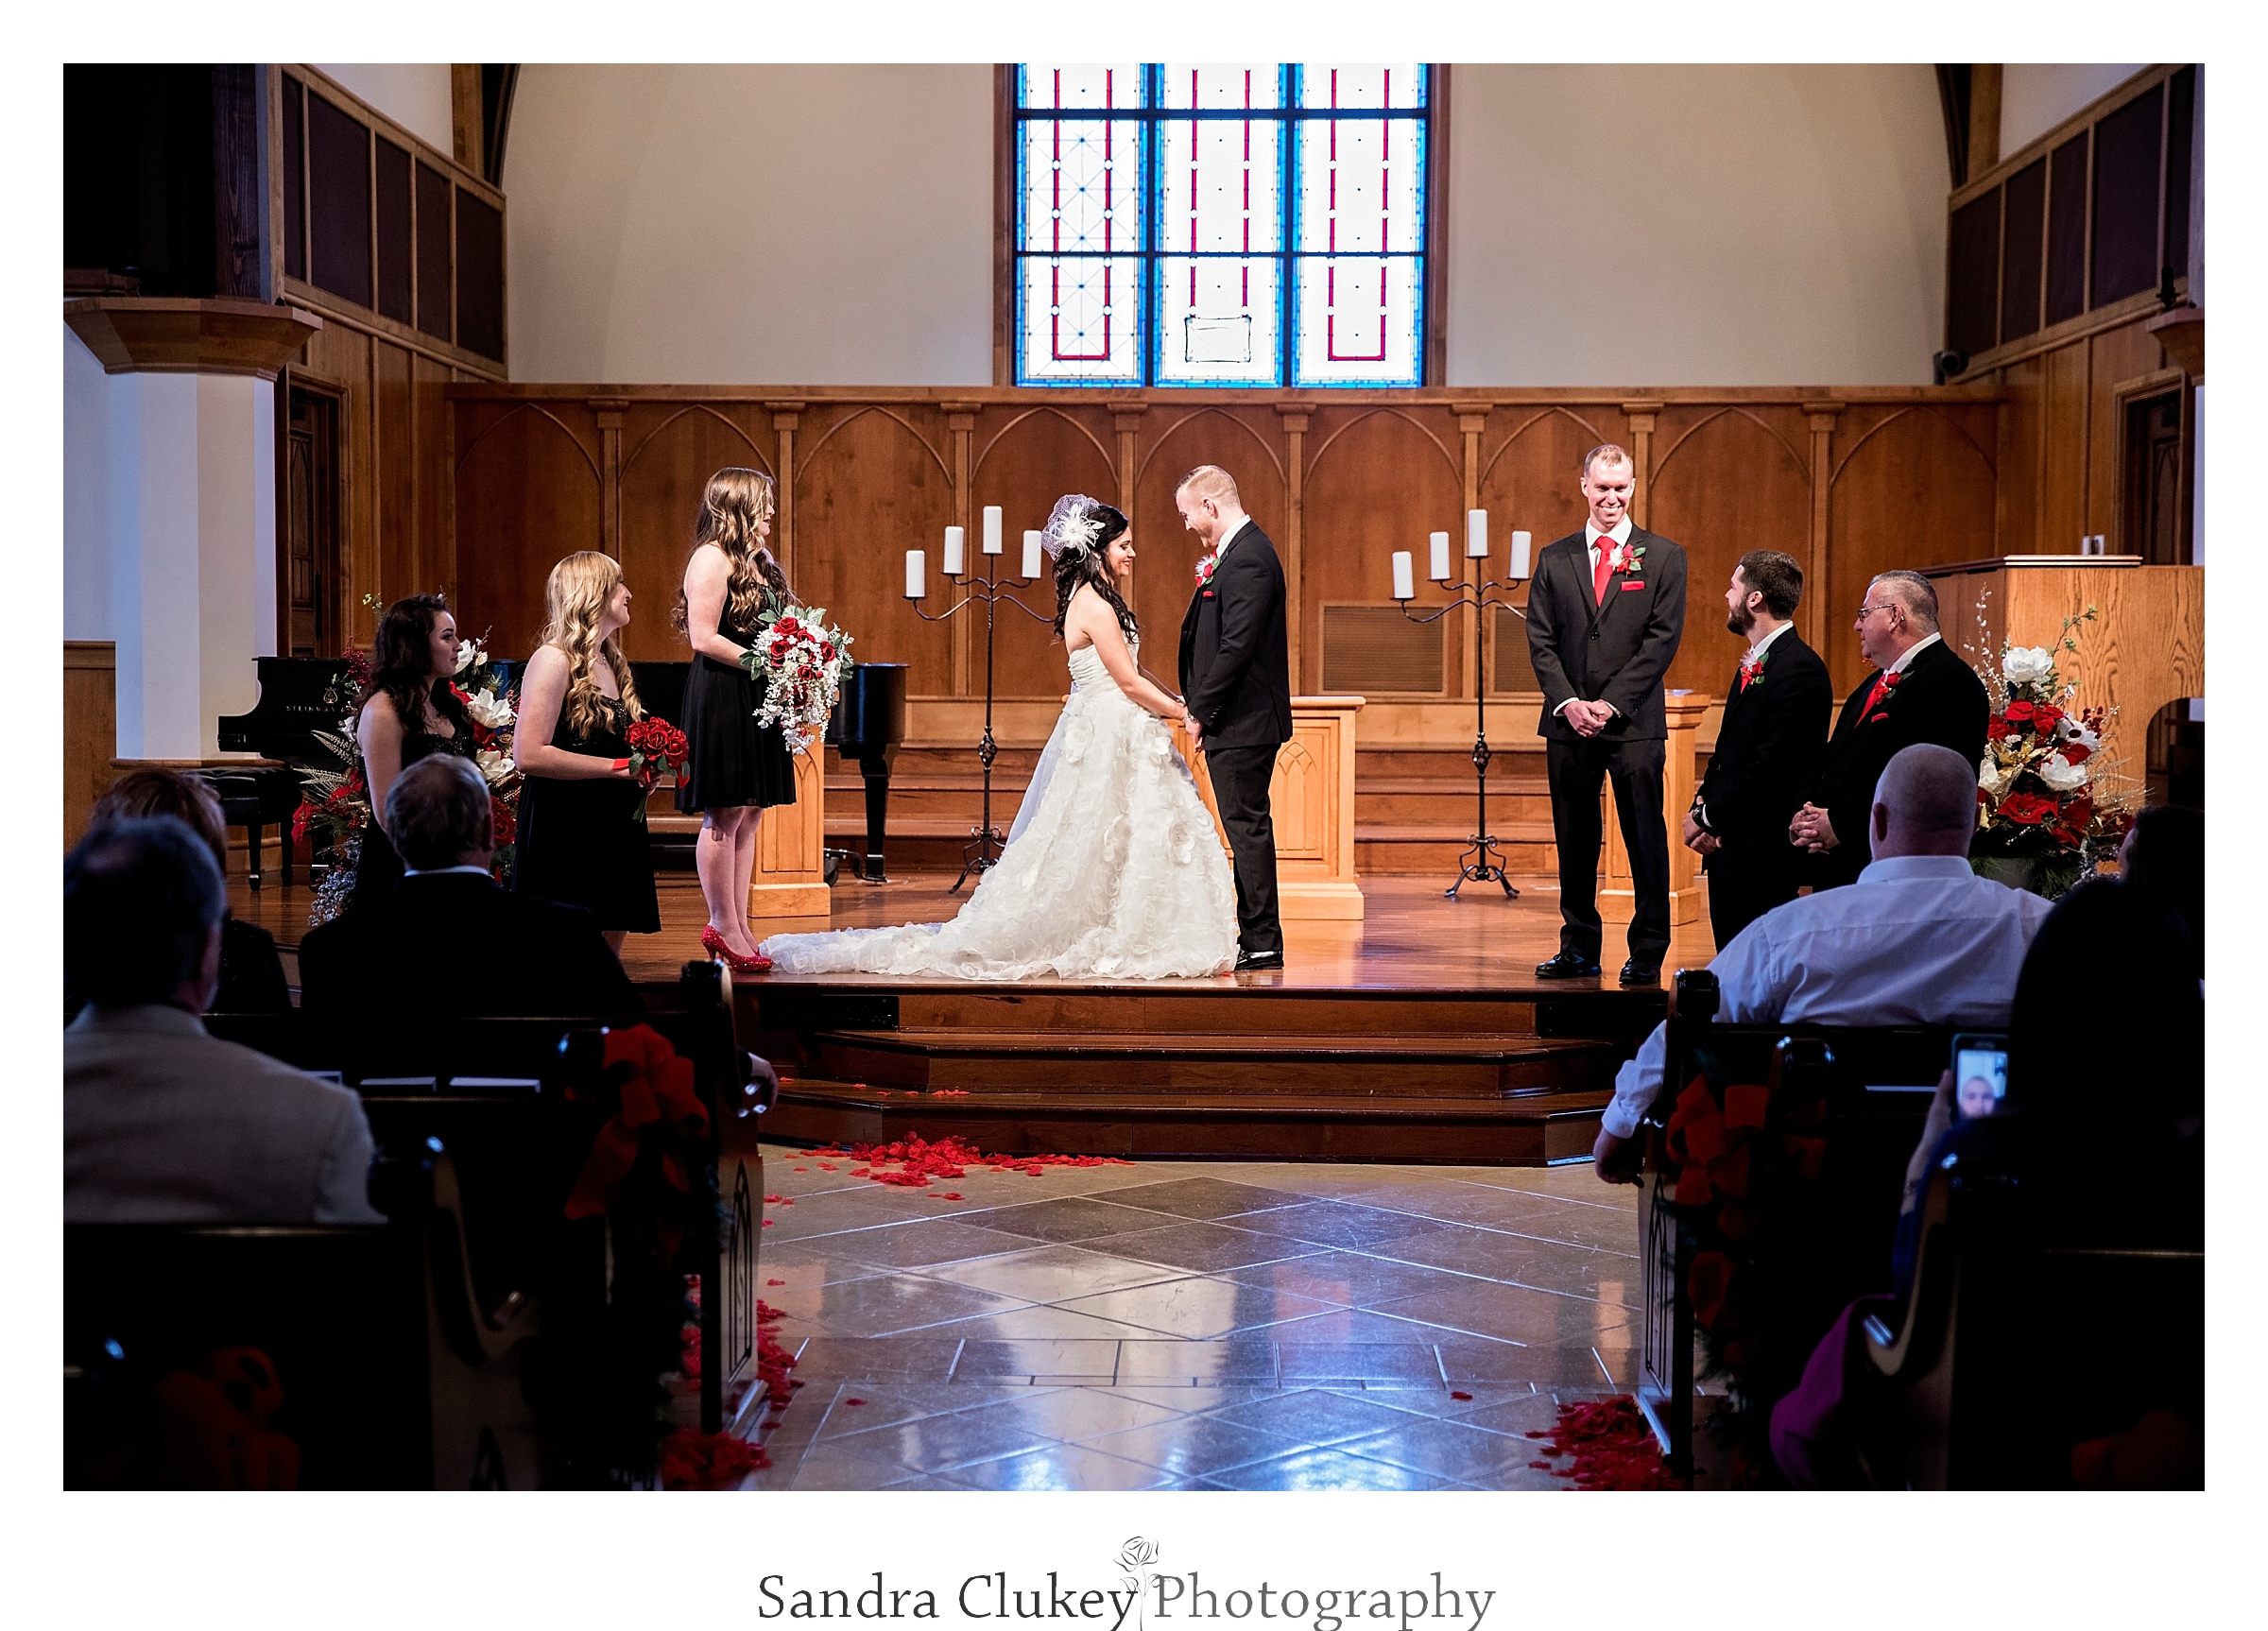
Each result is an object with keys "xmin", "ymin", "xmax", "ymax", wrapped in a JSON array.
[
  {"xmin": 1173, "ymin": 695, "xmax": 1366, "ymax": 920},
  {"xmin": 747, "ymin": 745, "xmax": 829, "ymax": 919}
]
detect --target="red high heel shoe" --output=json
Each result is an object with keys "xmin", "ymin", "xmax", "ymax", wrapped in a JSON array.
[{"xmin": 700, "ymin": 924, "xmax": 773, "ymax": 974}]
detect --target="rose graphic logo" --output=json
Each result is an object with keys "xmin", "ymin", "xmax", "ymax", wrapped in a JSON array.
[{"xmin": 1117, "ymin": 1537, "xmax": 1161, "ymax": 1631}]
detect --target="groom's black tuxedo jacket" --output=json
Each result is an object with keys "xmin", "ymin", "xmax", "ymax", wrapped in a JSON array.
[
  {"xmin": 1807, "ymin": 637, "xmax": 1991, "ymax": 883},
  {"xmin": 1525, "ymin": 525, "xmax": 1689, "ymax": 742},
  {"xmin": 1178, "ymin": 520, "xmax": 1292, "ymax": 751},
  {"xmin": 1694, "ymin": 628, "xmax": 1832, "ymax": 853}
]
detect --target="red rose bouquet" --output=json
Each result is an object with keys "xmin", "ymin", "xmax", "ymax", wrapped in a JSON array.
[
  {"xmin": 1972, "ymin": 603, "xmax": 2131, "ymax": 897},
  {"xmin": 742, "ymin": 604, "xmax": 855, "ymax": 754},
  {"xmin": 625, "ymin": 716, "xmax": 689, "ymax": 793}
]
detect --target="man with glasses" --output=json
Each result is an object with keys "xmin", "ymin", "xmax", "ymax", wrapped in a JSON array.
[{"xmin": 1788, "ymin": 570, "xmax": 1988, "ymax": 889}]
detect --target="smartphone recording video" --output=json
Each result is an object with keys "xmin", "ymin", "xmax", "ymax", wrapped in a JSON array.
[{"xmin": 1952, "ymin": 1034, "xmax": 2009, "ymax": 1120}]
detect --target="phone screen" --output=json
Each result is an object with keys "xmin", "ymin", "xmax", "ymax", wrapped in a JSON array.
[{"xmin": 1953, "ymin": 1042, "xmax": 2008, "ymax": 1119}]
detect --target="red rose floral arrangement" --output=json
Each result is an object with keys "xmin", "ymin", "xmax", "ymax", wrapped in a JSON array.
[{"xmin": 1971, "ymin": 603, "xmax": 2132, "ymax": 898}]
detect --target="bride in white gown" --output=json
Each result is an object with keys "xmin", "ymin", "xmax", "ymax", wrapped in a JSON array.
[{"xmin": 758, "ymin": 494, "xmax": 1238, "ymax": 980}]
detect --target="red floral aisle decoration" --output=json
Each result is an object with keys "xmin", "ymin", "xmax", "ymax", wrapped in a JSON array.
[
  {"xmin": 1524, "ymin": 1397, "xmax": 1684, "ymax": 1490},
  {"xmin": 563, "ymin": 1026, "xmax": 711, "ymax": 1253},
  {"xmin": 1972, "ymin": 603, "xmax": 2133, "ymax": 898},
  {"xmin": 804, "ymin": 1132, "xmax": 1134, "ymax": 1191},
  {"xmin": 1656, "ymin": 1059, "xmax": 1835, "ymax": 1422},
  {"xmin": 660, "ymin": 1428, "xmax": 770, "ymax": 1490}
]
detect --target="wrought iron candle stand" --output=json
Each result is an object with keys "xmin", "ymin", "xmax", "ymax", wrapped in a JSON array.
[
  {"xmin": 1396, "ymin": 558, "xmax": 1531, "ymax": 901},
  {"xmin": 911, "ymin": 552, "xmax": 1050, "ymax": 893}
]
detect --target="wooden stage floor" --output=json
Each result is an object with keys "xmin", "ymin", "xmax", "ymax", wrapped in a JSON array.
[
  {"xmin": 233, "ymin": 868, "xmax": 1724, "ymax": 995},
  {"xmin": 232, "ymin": 867, "xmax": 1720, "ymax": 1164}
]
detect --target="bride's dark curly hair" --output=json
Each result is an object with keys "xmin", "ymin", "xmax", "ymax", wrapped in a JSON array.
[{"xmin": 1049, "ymin": 501, "xmax": 1138, "ymax": 642}]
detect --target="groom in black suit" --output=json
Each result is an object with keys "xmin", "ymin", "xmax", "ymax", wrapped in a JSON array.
[
  {"xmin": 1176, "ymin": 465, "xmax": 1293, "ymax": 971},
  {"xmin": 1526, "ymin": 443, "xmax": 1689, "ymax": 986},
  {"xmin": 1686, "ymin": 550, "xmax": 1832, "ymax": 948},
  {"xmin": 1791, "ymin": 568, "xmax": 1990, "ymax": 889}
]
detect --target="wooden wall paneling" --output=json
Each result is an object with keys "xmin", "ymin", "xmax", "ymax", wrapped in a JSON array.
[
  {"xmin": 2039, "ymin": 340, "xmax": 2091, "ymax": 554},
  {"xmin": 1992, "ymin": 355, "xmax": 2044, "ymax": 557},
  {"xmin": 968, "ymin": 405, "xmax": 1120, "ymax": 696},
  {"xmin": 1646, "ymin": 404, "xmax": 1813, "ymax": 695},
  {"xmin": 65, "ymin": 642, "xmax": 118, "ymax": 848},
  {"xmin": 373, "ymin": 336, "xmax": 416, "ymax": 600},
  {"xmin": 1300, "ymin": 405, "xmax": 1465, "ymax": 697},
  {"xmin": 1128, "ymin": 405, "xmax": 1287, "ymax": 684},
  {"xmin": 1823, "ymin": 405, "xmax": 2001, "ymax": 690},
  {"xmin": 454, "ymin": 402, "xmax": 604, "ymax": 656},
  {"xmin": 294, "ymin": 321, "xmax": 382, "ymax": 644},
  {"xmin": 790, "ymin": 404, "xmax": 958, "ymax": 697},
  {"xmin": 2088, "ymin": 320, "xmax": 2174, "ymax": 541},
  {"xmin": 412, "ymin": 354, "xmax": 455, "ymax": 603},
  {"xmin": 1805, "ymin": 403, "xmax": 1842, "ymax": 628},
  {"xmin": 616, "ymin": 403, "xmax": 775, "ymax": 663}
]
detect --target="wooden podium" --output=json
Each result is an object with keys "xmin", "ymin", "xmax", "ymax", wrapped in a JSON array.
[
  {"xmin": 1174, "ymin": 695, "xmax": 1366, "ymax": 921},
  {"xmin": 1921, "ymin": 556, "xmax": 2204, "ymax": 759},
  {"xmin": 747, "ymin": 746, "xmax": 830, "ymax": 919},
  {"xmin": 1601, "ymin": 689, "xmax": 1709, "ymax": 928}
]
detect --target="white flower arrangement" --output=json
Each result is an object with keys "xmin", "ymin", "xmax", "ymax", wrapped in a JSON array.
[{"xmin": 464, "ymin": 688, "xmax": 516, "ymax": 730}]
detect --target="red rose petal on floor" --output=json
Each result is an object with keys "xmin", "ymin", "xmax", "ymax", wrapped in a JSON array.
[
  {"xmin": 1451, "ymin": 1391, "xmax": 1473, "ymax": 1400},
  {"xmin": 1529, "ymin": 1461, "xmax": 1554, "ymax": 1470},
  {"xmin": 761, "ymin": 1219, "xmax": 773, "ymax": 1227},
  {"xmin": 766, "ymin": 1279, "xmax": 785, "ymax": 1286},
  {"xmin": 844, "ymin": 1398, "xmax": 866, "ymax": 1407},
  {"xmin": 938, "ymin": 1193, "xmax": 963, "ymax": 1200}
]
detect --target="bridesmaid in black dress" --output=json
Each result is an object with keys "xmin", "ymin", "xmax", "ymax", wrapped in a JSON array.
[
  {"xmin": 352, "ymin": 593, "xmax": 475, "ymax": 911},
  {"xmin": 511, "ymin": 551, "xmax": 660, "ymax": 950},
  {"xmin": 673, "ymin": 467, "xmax": 799, "ymax": 972}
]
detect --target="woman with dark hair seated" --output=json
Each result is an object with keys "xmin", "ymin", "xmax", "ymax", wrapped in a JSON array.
[
  {"xmin": 352, "ymin": 592, "xmax": 475, "ymax": 910},
  {"xmin": 79, "ymin": 767, "xmax": 289, "ymax": 1015}
]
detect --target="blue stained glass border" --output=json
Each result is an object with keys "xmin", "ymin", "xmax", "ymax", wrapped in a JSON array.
[{"xmin": 1013, "ymin": 64, "xmax": 1429, "ymax": 388}]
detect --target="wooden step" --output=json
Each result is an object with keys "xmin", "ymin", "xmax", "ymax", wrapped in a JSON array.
[
  {"xmin": 762, "ymin": 1077, "xmax": 1614, "ymax": 1164},
  {"xmin": 804, "ymin": 1028, "xmax": 1622, "ymax": 1097}
]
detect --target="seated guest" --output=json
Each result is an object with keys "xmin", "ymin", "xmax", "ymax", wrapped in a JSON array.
[
  {"xmin": 72, "ymin": 767, "xmax": 290, "ymax": 1018},
  {"xmin": 66, "ymin": 817, "xmax": 382, "ymax": 1224},
  {"xmin": 1593, "ymin": 743, "xmax": 2054, "ymax": 1180},
  {"xmin": 300, "ymin": 755, "xmax": 641, "ymax": 1019},
  {"xmin": 1770, "ymin": 870, "xmax": 2203, "ymax": 1487},
  {"xmin": 2119, "ymin": 804, "xmax": 2203, "ymax": 982}
]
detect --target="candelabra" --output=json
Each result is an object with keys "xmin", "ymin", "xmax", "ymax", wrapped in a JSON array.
[
  {"xmin": 1392, "ymin": 515, "xmax": 1533, "ymax": 901},
  {"xmin": 906, "ymin": 513, "xmax": 1050, "ymax": 893}
]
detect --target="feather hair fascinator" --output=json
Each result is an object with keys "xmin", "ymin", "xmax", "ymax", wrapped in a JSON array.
[{"xmin": 1040, "ymin": 493, "xmax": 1127, "ymax": 561}]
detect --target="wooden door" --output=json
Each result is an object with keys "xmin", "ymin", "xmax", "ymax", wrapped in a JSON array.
[{"xmin": 284, "ymin": 382, "xmax": 343, "ymax": 656}]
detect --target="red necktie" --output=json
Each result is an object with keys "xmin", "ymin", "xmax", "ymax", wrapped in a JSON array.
[
  {"xmin": 1863, "ymin": 671, "xmax": 1892, "ymax": 713},
  {"xmin": 1592, "ymin": 540, "xmax": 1613, "ymax": 606}
]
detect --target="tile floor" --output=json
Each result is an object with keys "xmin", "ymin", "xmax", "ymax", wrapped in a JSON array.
[{"xmin": 740, "ymin": 1146, "xmax": 1660, "ymax": 1491}]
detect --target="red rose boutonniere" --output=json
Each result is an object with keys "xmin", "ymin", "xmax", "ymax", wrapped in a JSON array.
[
  {"xmin": 1737, "ymin": 654, "xmax": 1766, "ymax": 692},
  {"xmin": 1194, "ymin": 554, "xmax": 1219, "ymax": 589},
  {"xmin": 1613, "ymin": 543, "xmax": 1648, "ymax": 578}
]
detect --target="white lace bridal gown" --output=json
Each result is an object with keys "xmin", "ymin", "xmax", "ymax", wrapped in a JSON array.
[{"xmin": 758, "ymin": 640, "xmax": 1238, "ymax": 980}]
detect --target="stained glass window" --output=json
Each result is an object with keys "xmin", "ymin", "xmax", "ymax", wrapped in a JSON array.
[{"xmin": 1013, "ymin": 63, "xmax": 1431, "ymax": 387}]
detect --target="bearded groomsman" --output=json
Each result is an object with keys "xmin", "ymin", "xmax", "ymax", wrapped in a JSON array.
[
  {"xmin": 1686, "ymin": 551, "xmax": 1832, "ymax": 949},
  {"xmin": 1790, "ymin": 569, "xmax": 1989, "ymax": 890},
  {"xmin": 1527, "ymin": 443, "xmax": 1688, "ymax": 987}
]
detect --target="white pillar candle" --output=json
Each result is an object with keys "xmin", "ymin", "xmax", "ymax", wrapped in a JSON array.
[
  {"xmin": 1466, "ymin": 508, "xmax": 1489, "ymax": 558},
  {"xmin": 1391, "ymin": 551, "xmax": 1416, "ymax": 603},
  {"xmin": 1428, "ymin": 530, "xmax": 1452, "ymax": 582},
  {"xmin": 1509, "ymin": 529, "xmax": 1532, "ymax": 580},
  {"xmin": 905, "ymin": 549, "xmax": 926, "ymax": 600},
  {"xmin": 982, "ymin": 506, "xmax": 1004, "ymax": 554},
  {"xmin": 942, "ymin": 525, "xmax": 965, "ymax": 577},
  {"xmin": 1022, "ymin": 529, "xmax": 1044, "ymax": 580}
]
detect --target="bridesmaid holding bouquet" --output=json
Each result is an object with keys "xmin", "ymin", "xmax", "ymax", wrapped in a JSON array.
[{"xmin": 512, "ymin": 551, "xmax": 661, "ymax": 951}]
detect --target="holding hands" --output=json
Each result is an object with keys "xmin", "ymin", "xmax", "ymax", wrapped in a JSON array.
[{"xmin": 1787, "ymin": 801, "xmax": 1838, "ymax": 852}]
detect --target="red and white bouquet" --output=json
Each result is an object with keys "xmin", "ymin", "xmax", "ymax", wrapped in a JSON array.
[
  {"xmin": 742, "ymin": 605, "xmax": 854, "ymax": 754},
  {"xmin": 1972, "ymin": 604, "xmax": 2132, "ymax": 897}
]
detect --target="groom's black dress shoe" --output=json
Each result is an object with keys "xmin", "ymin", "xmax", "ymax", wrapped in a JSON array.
[
  {"xmin": 1619, "ymin": 959, "xmax": 1662, "ymax": 987},
  {"xmin": 1235, "ymin": 949, "xmax": 1284, "ymax": 971},
  {"xmin": 1533, "ymin": 951, "xmax": 1601, "ymax": 980}
]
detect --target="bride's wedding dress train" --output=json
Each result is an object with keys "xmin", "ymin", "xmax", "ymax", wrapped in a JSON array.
[{"xmin": 758, "ymin": 643, "xmax": 1238, "ymax": 980}]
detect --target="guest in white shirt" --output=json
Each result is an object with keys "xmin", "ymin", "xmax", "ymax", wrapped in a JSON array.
[
  {"xmin": 65, "ymin": 816, "xmax": 382, "ymax": 1224},
  {"xmin": 1594, "ymin": 743, "xmax": 2053, "ymax": 1181}
]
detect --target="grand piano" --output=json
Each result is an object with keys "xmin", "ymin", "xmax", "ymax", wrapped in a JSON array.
[{"xmin": 826, "ymin": 662, "xmax": 908, "ymax": 881}]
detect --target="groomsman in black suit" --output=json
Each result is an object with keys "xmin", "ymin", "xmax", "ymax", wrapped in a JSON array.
[
  {"xmin": 1790, "ymin": 568, "xmax": 1990, "ymax": 889},
  {"xmin": 1686, "ymin": 550, "xmax": 1832, "ymax": 948},
  {"xmin": 1177, "ymin": 464, "xmax": 1294, "ymax": 971},
  {"xmin": 1527, "ymin": 444, "xmax": 1689, "ymax": 986}
]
